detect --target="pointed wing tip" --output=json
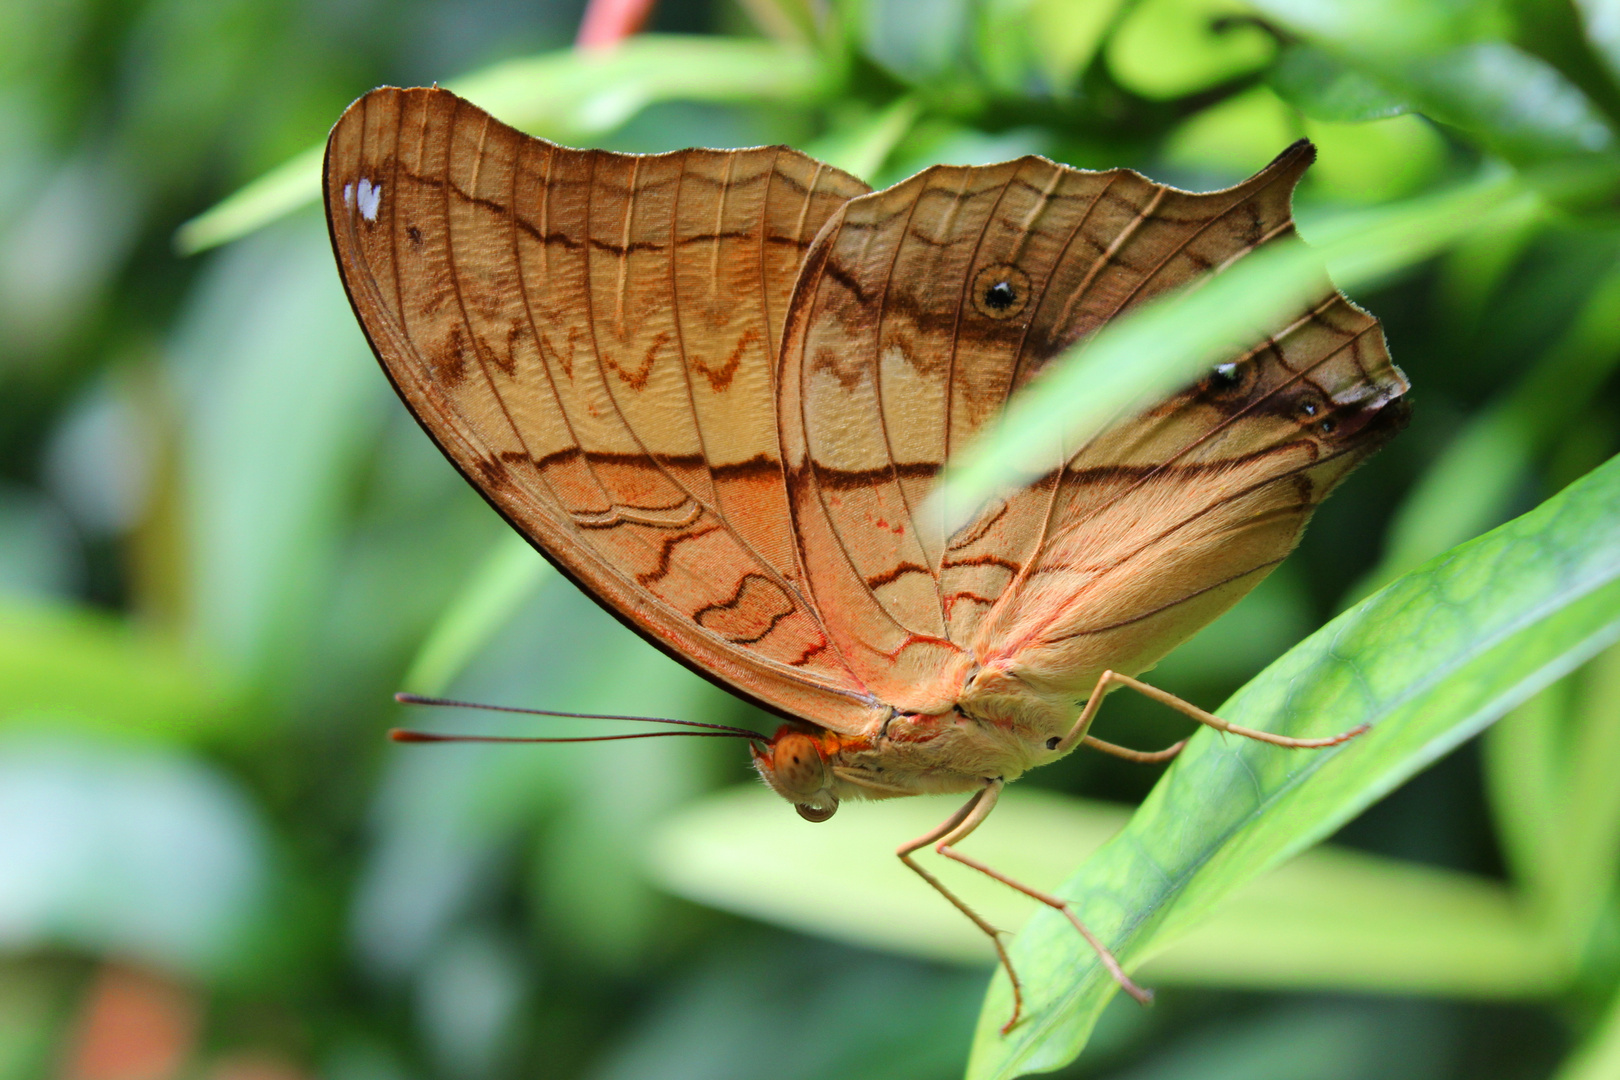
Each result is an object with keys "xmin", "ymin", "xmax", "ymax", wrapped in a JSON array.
[
  {"xmin": 1261, "ymin": 137, "xmax": 1316, "ymax": 193},
  {"xmin": 1269, "ymin": 137, "xmax": 1317, "ymax": 170}
]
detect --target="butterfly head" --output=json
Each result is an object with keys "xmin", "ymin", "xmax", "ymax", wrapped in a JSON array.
[{"xmin": 752, "ymin": 727, "xmax": 841, "ymax": 821}]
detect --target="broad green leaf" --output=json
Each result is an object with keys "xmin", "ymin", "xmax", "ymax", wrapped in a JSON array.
[
  {"xmin": 968, "ymin": 452, "xmax": 1620, "ymax": 1079},
  {"xmin": 1268, "ymin": 43, "xmax": 1413, "ymax": 122},
  {"xmin": 175, "ymin": 36, "xmax": 822, "ymax": 253},
  {"xmin": 401, "ymin": 533, "xmax": 553, "ymax": 696},
  {"xmin": 1392, "ymin": 42, "xmax": 1615, "ymax": 160},
  {"xmin": 1240, "ymin": 0, "xmax": 1512, "ymax": 60},
  {"xmin": 649, "ymin": 786, "xmax": 1550, "ymax": 994},
  {"xmin": 1105, "ymin": 0, "xmax": 1276, "ymax": 101},
  {"xmin": 0, "ymin": 601, "xmax": 225, "ymax": 741},
  {"xmin": 932, "ymin": 172, "xmax": 1530, "ymax": 529},
  {"xmin": 1248, "ymin": 2, "xmax": 1614, "ymax": 161}
]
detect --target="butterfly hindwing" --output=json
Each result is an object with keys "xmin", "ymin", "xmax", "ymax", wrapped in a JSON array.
[{"xmin": 778, "ymin": 144, "xmax": 1406, "ymax": 713}]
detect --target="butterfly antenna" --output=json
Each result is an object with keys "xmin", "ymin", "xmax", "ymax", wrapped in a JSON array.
[{"xmin": 389, "ymin": 691, "xmax": 767, "ymax": 744}]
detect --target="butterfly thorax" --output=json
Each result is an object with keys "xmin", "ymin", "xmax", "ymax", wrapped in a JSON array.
[{"xmin": 751, "ymin": 661, "xmax": 1081, "ymax": 821}]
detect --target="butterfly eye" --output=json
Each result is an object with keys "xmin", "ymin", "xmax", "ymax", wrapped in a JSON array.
[
  {"xmin": 1046, "ymin": 736, "xmax": 1061, "ymax": 750},
  {"xmin": 972, "ymin": 264, "xmax": 1032, "ymax": 319}
]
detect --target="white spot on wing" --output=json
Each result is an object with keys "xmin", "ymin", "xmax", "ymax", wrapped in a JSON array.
[
  {"xmin": 356, "ymin": 178, "xmax": 381, "ymax": 222},
  {"xmin": 342, "ymin": 182, "xmax": 354, "ymax": 207}
]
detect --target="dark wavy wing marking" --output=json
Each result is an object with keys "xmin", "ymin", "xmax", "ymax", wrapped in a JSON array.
[{"xmin": 325, "ymin": 86, "xmax": 886, "ymax": 733}]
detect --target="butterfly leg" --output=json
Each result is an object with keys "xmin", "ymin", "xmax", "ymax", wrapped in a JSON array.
[
  {"xmin": 1054, "ymin": 670, "xmax": 1368, "ymax": 756},
  {"xmin": 1081, "ymin": 734, "xmax": 1187, "ymax": 764},
  {"xmin": 901, "ymin": 780, "xmax": 1152, "ymax": 1034},
  {"xmin": 897, "ymin": 788, "xmax": 1030, "ymax": 1032}
]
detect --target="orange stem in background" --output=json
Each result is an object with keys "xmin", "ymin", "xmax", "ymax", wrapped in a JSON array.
[{"xmin": 576, "ymin": 0, "xmax": 660, "ymax": 49}]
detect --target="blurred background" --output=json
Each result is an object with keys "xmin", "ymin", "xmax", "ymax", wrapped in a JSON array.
[{"xmin": 4, "ymin": 0, "xmax": 1620, "ymax": 1077}]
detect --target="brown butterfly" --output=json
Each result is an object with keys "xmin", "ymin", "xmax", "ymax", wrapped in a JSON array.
[{"xmin": 325, "ymin": 86, "xmax": 1408, "ymax": 1029}]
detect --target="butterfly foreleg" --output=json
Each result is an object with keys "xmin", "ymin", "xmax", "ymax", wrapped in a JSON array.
[
  {"xmin": 931, "ymin": 780, "xmax": 1153, "ymax": 1012},
  {"xmin": 897, "ymin": 786, "xmax": 1029, "ymax": 1032},
  {"xmin": 901, "ymin": 780, "xmax": 1152, "ymax": 1034},
  {"xmin": 1054, "ymin": 671, "xmax": 1368, "ymax": 757}
]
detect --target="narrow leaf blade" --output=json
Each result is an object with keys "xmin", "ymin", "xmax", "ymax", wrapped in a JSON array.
[{"xmin": 969, "ymin": 452, "xmax": 1620, "ymax": 1079}]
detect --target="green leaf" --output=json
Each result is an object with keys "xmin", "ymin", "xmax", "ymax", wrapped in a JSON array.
[
  {"xmin": 967, "ymin": 451, "xmax": 1620, "ymax": 1079},
  {"xmin": 0, "ymin": 601, "xmax": 226, "ymax": 742},
  {"xmin": 650, "ymin": 786, "xmax": 1129, "ymax": 966},
  {"xmin": 1394, "ymin": 41, "xmax": 1615, "ymax": 160},
  {"xmin": 1268, "ymin": 43, "xmax": 1413, "ymax": 122},
  {"xmin": 1247, "ymin": 2, "xmax": 1615, "ymax": 161},
  {"xmin": 1105, "ymin": 0, "xmax": 1277, "ymax": 101},
  {"xmin": 650, "ymin": 786, "xmax": 1550, "ymax": 995},
  {"xmin": 175, "ymin": 36, "xmax": 823, "ymax": 253}
]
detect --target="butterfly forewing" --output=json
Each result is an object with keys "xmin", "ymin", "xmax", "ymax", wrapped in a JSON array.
[{"xmin": 325, "ymin": 87, "xmax": 884, "ymax": 729}]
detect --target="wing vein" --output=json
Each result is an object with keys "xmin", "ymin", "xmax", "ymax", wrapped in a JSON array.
[
  {"xmin": 441, "ymin": 102, "xmax": 540, "ymax": 469},
  {"xmin": 870, "ymin": 173, "xmax": 946, "ymax": 633},
  {"xmin": 1027, "ymin": 320, "xmax": 1378, "ymax": 573}
]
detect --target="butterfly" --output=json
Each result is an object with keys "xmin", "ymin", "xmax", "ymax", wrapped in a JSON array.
[{"xmin": 325, "ymin": 85, "xmax": 1408, "ymax": 1030}]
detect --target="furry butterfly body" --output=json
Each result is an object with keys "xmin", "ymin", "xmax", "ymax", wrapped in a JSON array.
[{"xmin": 326, "ymin": 86, "xmax": 1407, "ymax": 1023}]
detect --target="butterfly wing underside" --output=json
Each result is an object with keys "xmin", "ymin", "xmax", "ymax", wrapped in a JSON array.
[
  {"xmin": 778, "ymin": 145, "xmax": 1407, "ymax": 712},
  {"xmin": 324, "ymin": 86, "xmax": 884, "ymax": 730}
]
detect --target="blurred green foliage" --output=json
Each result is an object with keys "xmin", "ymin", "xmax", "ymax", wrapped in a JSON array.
[{"xmin": 4, "ymin": 1, "xmax": 1620, "ymax": 1079}]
